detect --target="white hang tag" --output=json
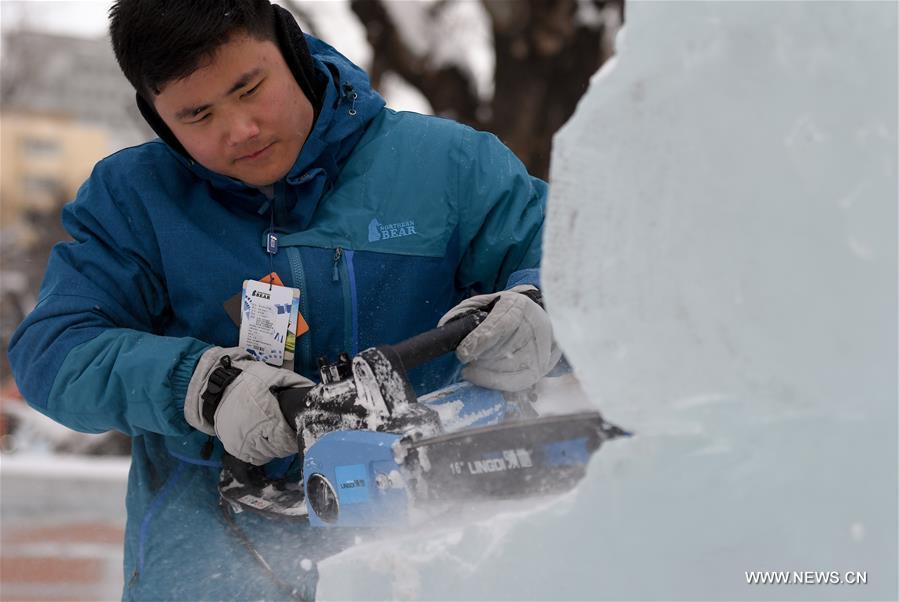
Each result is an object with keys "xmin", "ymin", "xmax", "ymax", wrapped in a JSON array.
[{"xmin": 238, "ymin": 279, "xmax": 295, "ymax": 366}]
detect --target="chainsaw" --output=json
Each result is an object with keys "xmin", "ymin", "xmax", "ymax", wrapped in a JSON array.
[{"xmin": 217, "ymin": 293, "xmax": 629, "ymax": 528}]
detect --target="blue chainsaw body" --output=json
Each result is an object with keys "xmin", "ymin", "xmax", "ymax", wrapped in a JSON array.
[
  {"xmin": 216, "ymin": 309, "xmax": 626, "ymax": 526},
  {"xmin": 303, "ymin": 381, "xmax": 507, "ymax": 527},
  {"xmin": 301, "ymin": 381, "xmax": 609, "ymax": 528},
  {"xmin": 303, "ymin": 430, "xmax": 408, "ymax": 528}
]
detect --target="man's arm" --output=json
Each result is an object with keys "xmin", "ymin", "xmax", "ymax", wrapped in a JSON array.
[
  {"xmin": 440, "ymin": 128, "xmax": 560, "ymax": 392},
  {"xmin": 7, "ymin": 162, "xmax": 209, "ymax": 437},
  {"xmin": 455, "ymin": 128, "xmax": 548, "ymax": 294}
]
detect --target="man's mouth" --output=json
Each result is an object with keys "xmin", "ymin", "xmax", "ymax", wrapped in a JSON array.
[{"xmin": 237, "ymin": 142, "xmax": 275, "ymax": 162}]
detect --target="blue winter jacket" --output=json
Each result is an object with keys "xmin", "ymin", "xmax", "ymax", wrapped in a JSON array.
[{"xmin": 8, "ymin": 37, "xmax": 546, "ymax": 601}]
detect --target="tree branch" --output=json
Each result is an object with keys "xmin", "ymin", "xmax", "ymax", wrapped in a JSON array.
[{"xmin": 349, "ymin": 0, "xmax": 482, "ymax": 125}]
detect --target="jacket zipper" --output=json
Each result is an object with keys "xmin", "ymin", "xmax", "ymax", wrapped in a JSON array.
[
  {"xmin": 344, "ymin": 249, "xmax": 359, "ymax": 355},
  {"xmin": 266, "ymin": 185, "xmax": 312, "ymax": 375},
  {"xmin": 332, "ymin": 247, "xmax": 359, "ymax": 355},
  {"xmin": 286, "ymin": 247, "xmax": 312, "ymax": 375},
  {"xmin": 332, "ymin": 247, "xmax": 342, "ymax": 282}
]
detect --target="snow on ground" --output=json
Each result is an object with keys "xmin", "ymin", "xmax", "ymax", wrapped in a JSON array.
[
  {"xmin": 1, "ymin": 452, "xmax": 129, "ymax": 524},
  {"xmin": 1, "ymin": 452, "xmax": 130, "ymax": 481},
  {"xmin": 318, "ymin": 1, "xmax": 897, "ymax": 600},
  {"xmin": 1, "ymin": 453, "xmax": 128, "ymax": 600}
]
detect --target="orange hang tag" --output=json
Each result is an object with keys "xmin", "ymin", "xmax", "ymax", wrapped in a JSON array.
[
  {"xmin": 283, "ymin": 290, "xmax": 310, "ymax": 371},
  {"xmin": 259, "ymin": 272, "xmax": 284, "ymax": 287},
  {"xmin": 293, "ymin": 305, "xmax": 310, "ymax": 338}
]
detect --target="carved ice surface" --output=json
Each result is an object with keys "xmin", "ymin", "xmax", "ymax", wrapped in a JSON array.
[{"xmin": 317, "ymin": 2, "xmax": 897, "ymax": 600}]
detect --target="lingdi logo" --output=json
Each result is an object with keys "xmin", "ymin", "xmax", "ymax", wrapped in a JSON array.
[{"xmin": 368, "ymin": 218, "xmax": 417, "ymax": 242}]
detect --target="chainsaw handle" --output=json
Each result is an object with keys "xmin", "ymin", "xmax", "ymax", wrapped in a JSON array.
[
  {"xmin": 388, "ymin": 288, "xmax": 544, "ymax": 370},
  {"xmin": 386, "ymin": 310, "xmax": 486, "ymax": 372},
  {"xmin": 275, "ymin": 290, "xmax": 541, "ymax": 421},
  {"xmin": 276, "ymin": 386, "xmax": 312, "ymax": 427},
  {"xmin": 275, "ymin": 313, "xmax": 483, "ymax": 424}
]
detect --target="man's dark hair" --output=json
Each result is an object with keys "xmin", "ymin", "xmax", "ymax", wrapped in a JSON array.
[{"xmin": 109, "ymin": 0, "xmax": 276, "ymax": 98}]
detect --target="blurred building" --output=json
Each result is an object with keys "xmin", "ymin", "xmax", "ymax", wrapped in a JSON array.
[
  {"xmin": 0, "ymin": 29, "xmax": 153, "ymax": 227},
  {"xmin": 0, "ymin": 111, "xmax": 108, "ymax": 236},
  {"xmin": 0, "ymin": 29, "xmax": 152, "ymax": 384},
  {"xmin": 1, "ymin": 30, "xmax": 152, "ymax": 152}
]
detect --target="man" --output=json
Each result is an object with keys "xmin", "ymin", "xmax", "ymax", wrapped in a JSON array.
[{"xmin": 8, "ymin": 1, "xmax": 559, "ymax": 599}]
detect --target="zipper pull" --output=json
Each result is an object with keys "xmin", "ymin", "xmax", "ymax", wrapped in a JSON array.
[
  {"xmin": 332, "ymin": 247, "xmax": 342, "ymax": 282},
  {"xmin": 266, "ymin": 232, "xmax": 279, "ymax": 255}
]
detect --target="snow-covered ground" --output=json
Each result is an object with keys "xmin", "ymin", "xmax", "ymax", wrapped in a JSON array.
[
  {"xmin": 317, "ymin": 2, "xmax": 897, "ymax": 600},
  {"xmin": 1, "ymin": 452, "xmax": 129, "ymax": 528},
  {"xmin": 0, "ymin": 453, "xmax": 129, "ymax": 600}
]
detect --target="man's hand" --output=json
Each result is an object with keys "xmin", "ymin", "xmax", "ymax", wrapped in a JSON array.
[
  {"xmin": 438, "ymin": 285, "xmax": 561, "ymax": 392},
  {"xmin": 185, "ymin": 347, "xmax": 314, "ymax": 465}
]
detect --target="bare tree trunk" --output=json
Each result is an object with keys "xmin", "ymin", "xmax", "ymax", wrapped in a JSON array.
[
  {"xmin": 349, "ymin": 0, "xmax": 482, "ymax": 124},
  {"xmin": 349, "ymin": 0, "xmax": 623, "ymax": 179}
]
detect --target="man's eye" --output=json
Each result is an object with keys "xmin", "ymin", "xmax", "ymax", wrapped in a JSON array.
[
  {"xmin": 242, "ymin": 82, "xmax": 262, "ymax": 98},
  {"xmin": 190, "ymin": 113, "xmax": 211, "ymax": 124}
]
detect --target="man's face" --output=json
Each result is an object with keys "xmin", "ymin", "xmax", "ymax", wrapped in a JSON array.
[{"xmin": 153, "ymin": 32, "xmax": 313, "ymax": 187}]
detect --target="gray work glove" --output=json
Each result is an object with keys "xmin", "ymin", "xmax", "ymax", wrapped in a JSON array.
[
  {"xmin": 438, "ymin": 285, "xmax": 562, "ymax": 392},
  {"xmin": 184, "ymin": 347, "xmax": 314, "ymax": 465}
]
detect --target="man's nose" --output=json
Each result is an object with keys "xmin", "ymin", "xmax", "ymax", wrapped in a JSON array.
[{"xmin": 226, "ymin": 112, "xmax": 260, "ymax": 146}]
